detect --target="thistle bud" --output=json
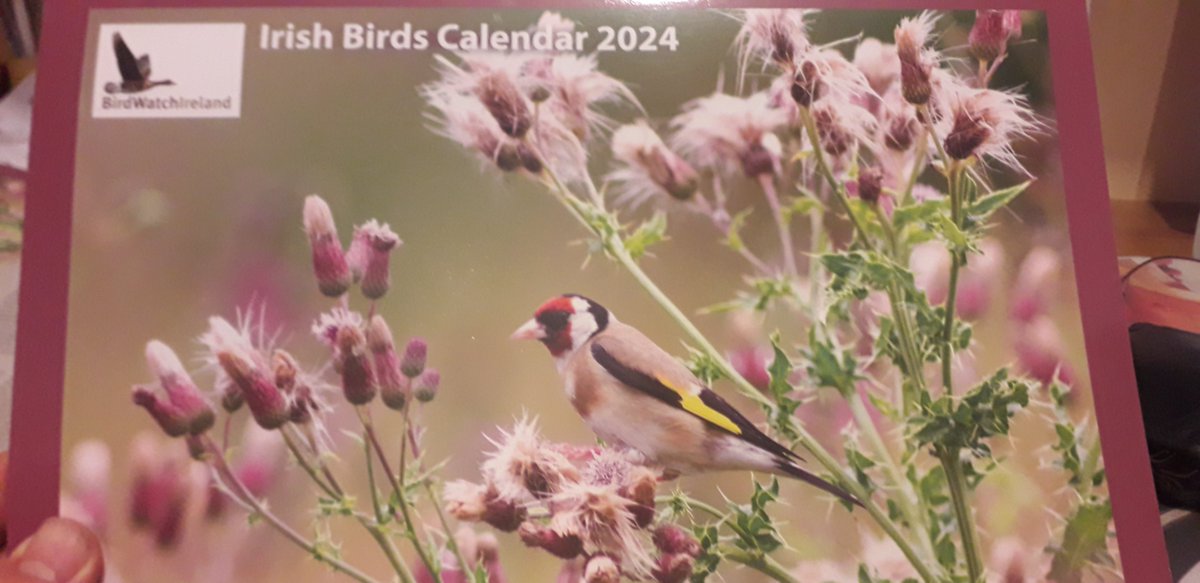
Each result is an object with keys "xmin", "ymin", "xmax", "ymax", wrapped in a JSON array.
[
  {"xmin": 944, "ymin": 109, "xmax": 990, "ymax": 161},
  {"xmin": 303, "ymin": 195, "xmax": 352, "ymax": 297},
  {"xmin": 495, "ymin": 143, "xmax": 523, "ymax": 172},
  {"xmin": 217, "ymin": 373, "xmax": 244, "ymax": 413},
  {"xmin": 652, "ymin": 553, "xmax": 695, "ymax": 583},
  {"xmin": 352, "ymin": 220, "xmax": 401, "ymax": 300},
  {"xmin": 969, "ymin": 10, "xmax": 1022, "ymax": 62},
  {"xmin": 444, "ymin": 480, "xmax": 489, "ymax": 522},
  {"xmin": 413, "ymin": 368, "xmax": 441, "ymax": 403},
  {"xmin": 584, "ymin": 555, "xmax": 621, "ymax": 583},
  {"xmin": 857, "ymin": 167, "xmax": 884, "ymax": 205},
  {"xmin": 481, "ymin": 490, "xmax": 526, "ymax": 532},
  {"xmin": 478, "ymin": 71, "xmax": 533, "ymax": 138},
  {"xmin": 273, "ymin": 350, "xmax": 319, "ymax": 423},
  {"xmin": 652, "ymin": 525, "xmax": 702, "ymax": 557},
  {"xmin": 517, "ymin": 142, "xmax": 544, "ymax": 174},
  {"xmin": 518, "ymin": 522, "xmax": 584, "ymax": 559},
  {"xmin": 895, "ymin": 13, "xmax": 936, "ymax": 106},
  {"xmin": 790, "ymin": 59, "xmax": 822, "ymax": 107},
  {"xmin": 219, "ymin": 351, "xmax": 290, "ymax": 429},
  {"xmin": 620, "ymin": 467, "xmax": 658, "ymax": 528},
  {"xmin": 337, "ymin": 325, "xmax": 377, "ymax": 405},
  {"xmin": 401, "ymin": 338, "xmax": 428, "ymax": 378},
  {"xmin": 739, "ymin": 134, "xmax": 781, "ymax": 178},
  {"xmin": 367, "ymin": 315, "xmax": 411, "ymax": 410},
  {"xmin": 884, "ymin": 114, "xmax": 917, "ymax": 151},
  {"xmin": 136, "ymin": 340, "xmax": 216, "ymax": 436}
]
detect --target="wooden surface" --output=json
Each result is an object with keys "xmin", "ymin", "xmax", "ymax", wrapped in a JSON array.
[{"xmin": 1111, "ymin": 200, "xmax": 1197, "ymax": 257}]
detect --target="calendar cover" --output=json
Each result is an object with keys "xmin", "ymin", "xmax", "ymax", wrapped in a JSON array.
[{"xmin": 8, "ymin": 2, "xmax": 1167, "ymax": 581}]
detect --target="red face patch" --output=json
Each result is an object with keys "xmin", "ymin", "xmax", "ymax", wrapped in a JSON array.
[{"xmin": 534, "ymin": 296, "xmax": 576, "ymax": 357}]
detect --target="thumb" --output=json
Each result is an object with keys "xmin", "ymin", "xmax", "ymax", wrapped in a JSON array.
[{"xmin": 0, "ymin": 518, "xmax": 103, "ymax": 583}]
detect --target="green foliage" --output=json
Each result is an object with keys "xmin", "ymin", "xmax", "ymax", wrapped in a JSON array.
[
  {"xmin": 911, "ymin": 369, "xmax": 1031, "ymax": 457},
  {"xmin": 690, "ymin": 524, "xmax": 723, "ymax": 582},
  {"xmin": 624, "ymin": 212, "xmax": 669, "ymax": 260},
  {"xmin": 722, "ymin": 208, "xmax": 753, "ymax": 253},
  {"xmin": 729, "ymin": 480, "xmax": 786, "ymax": 556},
  {"xmin": 802, "ymin": 329, "xmax": 860, "ymax": 396},
  {"xmin": 1048, "ymin": 501, "xmax": 1114, "ymax": 583}
]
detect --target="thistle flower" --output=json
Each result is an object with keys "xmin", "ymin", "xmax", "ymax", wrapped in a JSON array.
[
  {"xmin": 670, "ymin": 92, "xmax": 787, "ymax": 178},
  {"xmin": 133, "ymin": 341, "xmax": 215, "ymax": 437},
  {"xmin": 1014, "ymin": 314, "xmax": 1074, "ymax": 387},
  {"xmin": 415, "ymin": 527, "xmax": 510, "ymax": 583},
  {"xmin": 128, "ymin": 434, "xmax": 204, "ymax": 549},
  {"xmin": 881, "ymin": 100, "xmax": 919, "ymax": 151},
  {"xmin": 401, "ymin": 337, "xmax": 428, "ymax": 377},
  {"xmin": 583, "ymin": 555, "xmax": 621, "ymax": 583},
  {"xmin": 1011, "ymin": 245, "xmax": 1061, "ymax": 322},
  {"xmin": 652, "ymin": 553, "xmax": 694, "ymax": 583},
  {"xmin": 941, "ymin": 85, "xmax": 1039, "ymax": 174},
  {"xmin": 609, "ymin": 121, "xmax": 698, "ymax": 208},
  {"xmin": 857, "ymin": 167, "xmax": 884, "ymax": 204},
  {"xmin": 302, "ymin": 195, "xmax": 351, "ymax": 297},
  {"xmin": 734, "ymin": 9, "xmax": 817, "ymax": 72},
  {"xmin": 271, "ymin": 349, "xmax": 326, "ymax": 425},
  {"xmin": 792, "ymin": 48, "xmax": 874, "ymax": 108},
  {"xmin": 528, "ymin": 53, "xmax": 640, "ymax": 142},
  {"xmin": 425, "ymin": 91, "xmax": 520, "ymax": 172},
  {"xmin": 413, "ymin": 368, "xmax": 441, "ymax": 402},
  {"xmin": 728, "ymin": 344, "xmax": 772, "ymax": 391},
  {"xmin": 969, "ymin": 10, "xmax": 1023, "ymax": 62},
  {"xmin": 311, "ymin": 307, "xmax": 365, "ymax": 349},
  {"xmin": 810, "ymin": 99, "xmax": 878, "ymax": 158},
  {"xmin": 955, "ymin": 238, "xmax": 1005, "ymax": 320},
  {"xmin": 445, "ymin": 480, "xmax": 527, "ymax": 532},
  {"xmin": 652, "ymin": 525, "xmax": 701, "ymax": 558},
  {"xmin": 550, "ymin": 482, "xmax": 654, "ymax": 579},
  {"xmin": 895, "ymin": 11, "xmax": 940, "ymax": 106},
  {"xmin": 853, "ymin": 38, "xmax": 900, "ymax": 95},
  {"xmin": 336, "ymin": 324, "xmax": 377, "ymax": 405},
  {"xmin": 519, "ymin": 522, "xmax": 585, "ymax": 559},
  {"xmin": 439, "ymin": 56, "xmax": 535, "ymax": 139},
  {"xmin": 203, "ymin": 316, "xmax": 290, "ymax": 429},
  {"xmin": 482, "ymin": 417, "xmax": 580, "ymax": 501},
  {"xmin": 366, "ymin": 315, "xmax": 410, "ymax": 410},
  {"xmin": 347, "ymin": 219, "xmax": 401, "ymax": 299}
]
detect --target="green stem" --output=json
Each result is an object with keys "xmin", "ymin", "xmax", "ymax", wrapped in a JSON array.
[
  {"xmin": 201, "ymin": 436, "xmax": 382, "ymax": 583},
  {"xmin": 406, "ymin": 405, "xmax": 476, "ymax": 582},
  {"xmin": 722, "ymin": 548, "xmax": 800, "ymax": 583},
  {"xmin": 758, "ymin": 174, "xmax": 799, "ymax": 278},
  {"xmin": 363, "ymin": 437, "xmax": 419, "ymax": 583},
  {"xmin": 941, "ymin": 165, "xmax": 965, "ymax": 392},
  {"xmin": 938, "ymin": 448, "xmax": 984, "ymax": 583},
  {"xmin": 845, "ymin": 391, "xmax": 936, "ymax": 564},
  {"xmin": 358, "ymin": 408, "xmax": 441, "ymax": 581}
]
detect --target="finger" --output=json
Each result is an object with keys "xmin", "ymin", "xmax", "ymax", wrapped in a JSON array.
[{"xmin": 2, "ymin": 518, "xmax": 103, "ymax": 583}]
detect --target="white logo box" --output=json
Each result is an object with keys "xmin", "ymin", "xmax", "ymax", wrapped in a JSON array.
[{"xmin": 91, "ymin": 23, "xmax": 246, "ymax": 119}]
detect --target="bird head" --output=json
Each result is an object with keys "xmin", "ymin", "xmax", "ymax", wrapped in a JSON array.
[{"xmin": 511, "ymin": 294, "xmax": 611, "ymax": 359}]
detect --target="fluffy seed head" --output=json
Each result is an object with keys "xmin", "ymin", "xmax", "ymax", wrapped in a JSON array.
[
  {"xmin": 584, "ymin": 555, "xmax": 621, "ymax": 583},
  {"xmin": 609, "ymin": 122, "xmax": 698, "ymax": 208},
  {"xmin": 519, "ymin": 522, "xmax": 585, "ymax": 559},
  {"xmin": 857, "ymin": 167, "xmax": 884, "ymax": 204},
  {"xmin": 551, "ymin": 482, "xmax": 654, "ymax": 579},
  {"xmin": 671, "ymin": 92, "xmax": 788, "ymax": 178},
  {"xmin": 482, "ymin": 417, "xmax": 580, "ymax": 501},
  {"xmin": 735, "ymin": 9, "xmax": 817, "ymax": 73},
  {"xmin": 854, "ymin": 38, "xmax": 900, "ymax": 95},
  {"xmin": 969, "ymin": 10, "xmax": 1022, "ymax": 62},
  {"xmin": 941, "ymin": 87, "xmax": 1039, "ymax": 173}
]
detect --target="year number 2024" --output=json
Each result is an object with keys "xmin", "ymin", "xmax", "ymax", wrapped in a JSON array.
[{"xmin": 595, "ymin": 26, "xmax": 679, "ymax": 52}]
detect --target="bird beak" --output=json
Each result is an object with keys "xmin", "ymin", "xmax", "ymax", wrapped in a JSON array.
[{"xmin": 510, "ymin": 318, "xmax": 544, "ymax": 341}]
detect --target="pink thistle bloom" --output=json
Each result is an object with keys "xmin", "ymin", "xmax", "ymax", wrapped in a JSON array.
[
  {"xmin": 969, "ymin": 10, "xmax": 1023, "ymax": 62},
  {"xmin": 652, "ymin": 525, "xmax": 701, "ymax": 558},
  {"xmin": 519, "ymin": 522, "xmax": 585, "ymax": 559},
  {"xmin": 336, "ymin": 324, "xmax": 377, "ymax": 405},
  {"xmin": 582, "ymin": 554, "xmax": 622, "ymax": 583},
  {"xmin": 727, "ymin": 344, "xmax": 772, "ymax": 391},
  {"xmin": 652, "ymin": 553, "xmax": 694, "ymax": 583},
  {"xmin": 401, "ymin": 337, "xmax": 429, "ymax": 378},
  {"xmin": 366, "ymin": 315, "xmax": 411, "ymax": 410},
  {"xmin": 348, "ymin": 219, "xmax": 401, "ymax": 300},
  {"xmin": 734, "ymin": 9, "xmax": 817, "ymax": 73},
  {"xmin": 133, "ymin": 340, "xmax": 215, "ymax": 437},
  {"xmin": 940, "ymin": 85, "xmax": 1040, "ymax": 174},
  {"xmin": 794, "ymin": 48, "xmax": 875, "ymax": 107},
  {"xmin": 65, "ymin": 440, "xmax": 112, "ymax": 533},
  {"xmin": 311, "ymin": 306, "xmax": 365, "ymax": 349},
  {"xmin": 425, "ymin": 91, "xmax": 523, "ymax": 172},
  {"xmin": 481, "ymin": 416, "xmax": 580, "ymax": 501},
  {"xmin": 435, "ymin": 54, "xmax": 534, "ymax": 139},
  {"xmin": 302, "ymin": 195, "xmax": 352, "ymax": 298},
  {"xmin": 416, "ymin": 528, "xmax": 510, "ymax": 583},
  {"xmin": 1014, "ymin": 314, "xmax": 1074, "ymax": 387},
  {"xmin": 955, "ymin": 238, "xmax": 1006, "ymax": 320},
  {"xmin": 413, "ymin": 368, "xmax": 441, "ymax": 403},
  {"xmin": 910, "ymin": 241, "xmax": 952, "ymax": 305},
  {"xmin": 203, "ymin": 316, "xmax": 290, "ymax": 430},
  {"xmin": 232, "ymin": 423, "xmax": 285, "ymax": 499},
  {"xmin": 525, "ymin": 53, "xmax": 640, "ymax": 142},
  {"xmin": 609, "ymin": 121, "xmax": 699, "ymax": 209},
  {"xmin": 670, "ymin": 92, "xmax": 787, "ymax": 178},
  {"xmin": 854, "ymin": 38, "xmax": 900, "ymax": 96},
  {"xmin": 894, "ymin": 11, "xmax": 940, "ymax": 106},
  {"xmin": 1010, "ymin": 245, "xmax": 1061, "ymax": 323},
  {"xmin": 128, "ymin": 433, "xmax": 203, "ymax": 549},
  {"xmin": 551, "ymin": 481, "xmax": 653, "ymax": 580},
  {"xmin": 810, "ymin": 98, "xmax": 878, "ymax": 158},
  {"xmin": 444, "ymin": 480, "xmax": 525, "ymax": 532}
]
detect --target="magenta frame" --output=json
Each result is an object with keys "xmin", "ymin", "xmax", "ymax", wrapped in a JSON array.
[{"xmin": 8, "ymin": 1, "xmax": 1169, "ymax": 579}]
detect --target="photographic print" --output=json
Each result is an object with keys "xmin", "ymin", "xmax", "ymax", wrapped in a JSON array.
[{"xmin": 17, "ymin": 4, "xmax": 1151, "ymax": 582}]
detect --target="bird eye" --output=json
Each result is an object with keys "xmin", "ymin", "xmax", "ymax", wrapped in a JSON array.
[{"xmin": 536, "ymin": 310, "xmax": 569, "ymax": 332}]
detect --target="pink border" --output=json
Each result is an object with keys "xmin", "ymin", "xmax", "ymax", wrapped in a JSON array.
[{"xmin": 9, "ymin": 1, "xmax": 1170, "ymax": 579}]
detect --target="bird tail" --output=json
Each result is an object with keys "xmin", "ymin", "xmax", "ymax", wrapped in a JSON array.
[{"xmin": 776, "ymin": 460, "xmax": 863, "ymax": 508}]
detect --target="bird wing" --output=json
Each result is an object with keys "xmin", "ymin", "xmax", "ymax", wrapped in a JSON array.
[
  {"xmin": 112, "ymin": 33, "xmax": 144, "ymax": 82},
  {"xmin": 137, "ymin": 55, "xmax": 151, "ymax": 79},
  {"xmin": 590, "ymin": 327, "xmax": 802, "ymax": 464}
]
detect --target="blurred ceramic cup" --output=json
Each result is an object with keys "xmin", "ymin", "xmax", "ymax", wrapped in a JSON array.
[{"xmin": 1121, "ymin": 256, "xmax": 1200, "ymax": 335}]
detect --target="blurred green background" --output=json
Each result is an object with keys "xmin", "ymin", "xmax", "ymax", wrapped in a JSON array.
[{"xmin": 64, "ymin": 8, "xmax": 1087, "ymax": 582}]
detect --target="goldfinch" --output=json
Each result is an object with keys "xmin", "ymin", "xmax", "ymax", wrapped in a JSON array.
[{"xmin": 511, "ymin": 294, "xmax": 860, "ymax": 506}]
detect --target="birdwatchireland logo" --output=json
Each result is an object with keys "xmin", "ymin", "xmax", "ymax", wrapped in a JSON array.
[{"xmin": 91, "ymin": 23, "xmax": 245, "ymax": 119}]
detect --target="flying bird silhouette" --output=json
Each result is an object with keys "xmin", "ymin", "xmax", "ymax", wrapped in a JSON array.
[{"xmin": 104, "ymin": 33, "xmax": 175, "ymax": 94}]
